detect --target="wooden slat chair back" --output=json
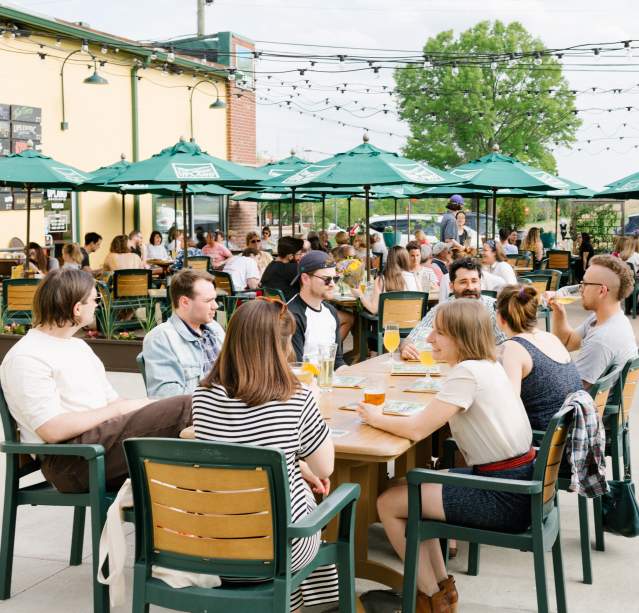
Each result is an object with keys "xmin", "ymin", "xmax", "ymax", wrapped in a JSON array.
[
  {"xmin": 379, "ymin": 291, "xmax": 428, "ymax": 331},
  {"xmin": 541, "ymin": 423, "xmax": 569, "ymax": 513},
  {"xmin": 520, "ymin": 274, "xmax": 551, "ymax": 295},
  {"xmin": 112, "ymin": 269, "xmax": 151, "ymax": 299},
  {"xmin": 124, "ymin": 438, "xmax": 360, "ymax": 612},
  {"xmin": 186, "ymin": 256, "xmax": 211, "ymax": 272},
  {"xmin": 1, "ymin": 278, "xmax": 40, "ymax": 325},
  {"xmin": 546, "ymin": 269, "xmax": 563, "ymax": 292},
  {"xmin": 588, "ymin": 369, "xmax": 618, "ymax": 418},
  {"xmin": 212, "ymin": 270, "xmax": 235, "ymax": 296},
  {"xmin": 547, "ymin": 250, "xmax": 571, "ymax": 271},
  {"xmin": 620, "ymin": 358, "xmax": 639, "ymax": 423}
]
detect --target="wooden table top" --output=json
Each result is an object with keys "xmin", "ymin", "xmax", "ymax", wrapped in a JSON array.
[{"xmin": 318, "ymin": 355, "xmax": 444, "ymax": 462}]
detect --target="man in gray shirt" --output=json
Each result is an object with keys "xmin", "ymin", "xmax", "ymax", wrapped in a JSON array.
[
  {"xmin": 550, "ymin": 254, "xmax": 637, "ymax": 389},
  {"xmin": 440, "ymin": 194, "xmax": 463, "ymax": 243}
]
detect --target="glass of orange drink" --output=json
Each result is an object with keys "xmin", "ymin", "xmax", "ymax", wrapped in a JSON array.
[
  {"xmin": 291, "ymin": 362, "xmax": 314, "ymax": 385},
  {"xmin": 363, "ymin": 386, "xmax": 386, "ymax": 406},
  {"xmin": 417, "ymin": 341, "xmax": 435, "ymax": 380},
  {"xmin": 383, "ymin": 322, "xmax": 400, "ymax": 368}
]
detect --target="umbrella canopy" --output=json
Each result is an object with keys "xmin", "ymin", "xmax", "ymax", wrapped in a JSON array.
[
  {"xmin": 0, "ymin": 147, "xmax": 88, "ymax": 188},
  {"xmin": 260, "ymin": 153, "xmax": 309, "ymax": 179},
  {"xmin": 231, "ymin": 191, "xmax": 321, "ymax": 203},
  {"xmin": 0, "ymin": 147, "xmax": 89, "ymax": 276},
  {"xmin": 110, "ymin": 139, "xmax": 265, "ymax": 187},
  {"xmin": 260, "ymin": 137, "xmax": 461, "ymax": 189},
  {"xmin": 595, "ymin": 171, "xmax": 639, "ymax": 199},
  {"xmin": 79, "ymin": 155, "xmax": 131, "ymax": 192}
]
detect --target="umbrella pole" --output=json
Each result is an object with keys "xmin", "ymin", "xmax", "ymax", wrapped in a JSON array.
[
  {"xmin": 225, "ymin": 195, "xmax": 230, "ymax": 247},
  {"xmin": 173, "ymin": 195, "xmax": 177, "ymax": 231},
  {"xmin": 475, "ymin": 196, "xmax": 480, "ymax": 249},
  {"xmin": 291, "ymin": 188, "xmax": 297, "ymax": 235},
  {"xmin": 347, "ymin": 196, "xmax": 352, "ymax": 231},
  {"xmin": 365, "ymin": 185, "xmax": 371, "ymax": 278},
  {"xmin": 492, "ymin": 189, "xmax": 497, "ymax": 239},
  {"xmin": 394, "ymin": 198, "xmax": 398, "ymax": 232},
  {"xmin": 278, "ymin": 200, "xmax": 282, "ymax": 239},
  {"xmin": 555, "ymin": 197, "xmax": 559, "ymax": 247},
  {"xmin": 24, "ymin": 186, "xmax": 31, "ymax": 278},
  {"xmin": 621, "ymin": 200, "xmax": 626, "ymax": 236},
  {"xmin": 321, "ymin": 193, "xmax": 326, "ymax": 231},
  {"xmin": 121, "ymin": 193, "xmax": 126, "ymax": 234},
  {"xmin": 407, "ymin": 198, "xmax": 411, "ymax": 239},
  {"xmin": 483, "ymin": 198, "xmax": 488, "ymax": 243},
  {"xmin": 182, "ymin": 184, "xmax": 189, "ymax": 269}
]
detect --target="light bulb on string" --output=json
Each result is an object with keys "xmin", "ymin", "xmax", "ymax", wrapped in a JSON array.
[
  {"xmin": 81, "ymin": 40, "xmax": 89, "ymax": 53},
  {"xmin": 626, "ymin": 41, "xmax": 633, "ymax": 61},
  {"xmin": 593, "ymin": 48, "xmax": 600, "ymax": 62},
  {"xmin": 533, "ymin": 52, "xmax": 542, "ymax": 66},
  {"xmin": 451, "ymin": 63, "xmax": 459, "ymax": 77},
  {"xmin": 490, "ymin": 60, "xmax": 497, "ymax": 70}
]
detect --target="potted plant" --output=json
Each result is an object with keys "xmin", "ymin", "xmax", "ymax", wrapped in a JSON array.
[{"xmin": 383, "ymin": 225, "xmax": 402, "ymax": 248}]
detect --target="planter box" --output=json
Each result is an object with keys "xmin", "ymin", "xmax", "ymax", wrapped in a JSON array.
[{"xmin": 0, "ymin": 334, "xmax": 143, "ymax": 374}]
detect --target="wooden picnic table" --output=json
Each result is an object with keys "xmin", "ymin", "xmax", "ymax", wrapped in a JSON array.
[{"xmin": 319, "ymin": 354, "xmax": 446, "ymax": 589}]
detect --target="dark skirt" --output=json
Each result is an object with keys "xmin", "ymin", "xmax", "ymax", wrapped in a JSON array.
[{"xmin": 442, "ymin": 461, "xmax": 535, "ymax": 533}]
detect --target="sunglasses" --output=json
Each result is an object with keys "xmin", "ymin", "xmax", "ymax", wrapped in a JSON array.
[
  {"xmin": 256, "ymin": 295, "xmax": 288, "ymax": 318},
  {"xmin": 249, "ymin": 239, "xmax": 261, "ymax": 244},
  {"xmin": 312, "ymin": 274, "xmax": 340, "ymax": 286}
]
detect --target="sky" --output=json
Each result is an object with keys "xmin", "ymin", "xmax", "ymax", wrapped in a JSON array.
[{"xmin": 6, "ymin": 0, "xmax": 639, "ymax": 189}]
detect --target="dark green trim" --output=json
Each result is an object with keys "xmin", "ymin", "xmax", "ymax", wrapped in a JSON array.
[
  {"xmin": 130, "ymin": 66, "xmax": 140, "ymax": 231},
  {"xmin": 73, "ymin": 191, "xmax": 80, "ymax": 242},
  {"xmin": 0, "ymin": 6, "xmax": 227, "ymax": 78}
]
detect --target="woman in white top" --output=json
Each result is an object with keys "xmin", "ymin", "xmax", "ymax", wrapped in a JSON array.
[
  {"xmin": 146, "ymin": 230, "xmax": 170, "ymax": 260},
  {"xmin": 352, "ymin": 245, "xmax": 419, "ymax": 315},
  {"xmin": 357, "ymin": 299, "xmax": 533, "ymax": 611},
  {"xmin": 482, "ymin": 239, "xmax": 518, "ymax": 285}
]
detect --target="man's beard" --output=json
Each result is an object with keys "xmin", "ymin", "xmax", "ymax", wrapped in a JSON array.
[{"xmin": 456, "ymin": 289, "xmax": 480, "ymax": 299}]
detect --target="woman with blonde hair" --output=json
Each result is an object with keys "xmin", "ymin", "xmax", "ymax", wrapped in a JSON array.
[
  {"xmin": 619, "ymin": 235, "xmax": 639, "ymax": 270},
  {"xmin": 352, "ymin": 245, "xmax": 419, "ymax": 315},
  {"xmin": 357, "ymin": 300, "xmax": 533, "ymax": 612},
  {"xmin": 520, "ymin": 227, "xmax": 544, "ymax": 270},
  {"xmin": 61, "ymin": 243, "xmax": 83, "ymax": 270},
  {"xmin": 497, "ymin": 284, "xmax": 582, "ymax": 430},
  {"xmin": 192, "ymin": 299, "xmax": 339, "ymax": 611},
  {"xmin": 102, "ymin": 235, "xmax": 144, "ymax": 272}
]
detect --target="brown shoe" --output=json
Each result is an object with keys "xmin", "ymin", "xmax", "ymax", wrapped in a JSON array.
[
  {"xmin": 415, "ymin": 587, "xmax": 451, "ymax": 613},
  {"xmin": 438, "ymin": 575, "xmax": 458, "ymax": 612}
]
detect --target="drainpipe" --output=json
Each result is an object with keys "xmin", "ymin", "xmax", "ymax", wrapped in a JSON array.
[{"xmin": 130, "ymin": 66, "xmax": 140, "ymax": 230}]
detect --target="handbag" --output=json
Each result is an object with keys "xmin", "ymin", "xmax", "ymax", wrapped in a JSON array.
[{"xmin": 601, "ymin": 478, "xmax": 639, "ymax": 537}]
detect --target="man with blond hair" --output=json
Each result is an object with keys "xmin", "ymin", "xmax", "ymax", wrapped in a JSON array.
[{"xmin": 550, "ymin": 254, "xmax": 637, "ymax": 389}]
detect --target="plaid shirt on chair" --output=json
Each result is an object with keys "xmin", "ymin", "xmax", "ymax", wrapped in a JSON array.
[{"xmin": 564, "ymin": 389, "xmax": 609, "ymax": 498}]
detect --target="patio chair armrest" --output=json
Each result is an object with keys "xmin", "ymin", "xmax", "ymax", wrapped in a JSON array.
[
  {"xmin": 603, "ymin": 403, "xmax": 620, "ymax": 417},
  {"xmin": 0, "ymin": 441, "xmax": 105, "ymax": 460},
  {"xmin": 359, "ymin": 310, "xmax": 377, "ymax": 321},
  {"xmin": 532, "ymin": 429, "xmax": 545, "ymax": 446},
  {"xmin": 287, "ymin": 483, "xmax": 360, "ymax": 539},
  {"xmin": 406, "ymin": 468, "xmax": 542, "ymax": 495}
]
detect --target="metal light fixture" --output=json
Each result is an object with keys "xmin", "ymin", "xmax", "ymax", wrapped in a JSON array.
[
  {"xmin": 60, "ymin": 48, "xmax": 109, "ymax": 130},
  {"xmin": 189, "ymin": 79, "xmax": 225, "ymax": 139}
]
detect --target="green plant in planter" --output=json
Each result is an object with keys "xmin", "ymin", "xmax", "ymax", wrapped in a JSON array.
[
  {"xmin": 114, "ymin": 331, "xmax": 138, "ymax": 341},
  {"xmin": 3, "ymin": 322, "xmax": 27, "ymax": 335},
  {"xmin": 95, "ymin": 282, "xmax": 118, "ymax": 340},
  {"xmin": 136, "ymin": 298, "xmax": 159, "ymax": 335}
]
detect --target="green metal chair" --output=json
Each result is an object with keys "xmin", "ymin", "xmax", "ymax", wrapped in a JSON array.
[
  {"xmin": 546, "ymin": 250, "xmax": 572, "ymax": 287},
  {"xmin": 212, "ymin": 270, "xmax": 254, "ymax": 320},
  {"xmin": 519, "ymin": 274, "xmax": 552, "ymax": 332},
  {"xmin": 0, "ymin": 387, "xmax": 110, "ymax": 613},
  {"xmin": 110, "ymin": 269, "xmax": 153, "ymax": 332},
  {"xmin": 186, "ymin": 255, "xmax": 213, "ymax": 273},
  {"xmin": 403, "ymin": 405, "xmax": 573, "ymax": 613},
  {"xmin": 262, "ymin": 286, "xmax": 286, "ymax": 302},
  {"xmin": 480, "ymin": 289, "xmax": 497, "ymax": 299},
  {"xmin": 123, "ymin": 438, "xmax": 360, "ymax": 613},
  {"xmin": 358, "ymin": 291, "xmax": 428, "ymax": 361},
  {"xmin": 1, "ymin": 278, "xmax": 40, "ymax": 326},
  {"xmin": 136, "ymin": 352, "xmax": 147, "ymax": 389}
]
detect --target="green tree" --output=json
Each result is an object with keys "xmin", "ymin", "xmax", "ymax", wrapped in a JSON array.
[
  {"xmin": 497, "ymin": 198, "xmax": 526, "ymax": 230},
  {"xmin": 395, "ymin": 21, "xmax": 581, "ymax": 172}
]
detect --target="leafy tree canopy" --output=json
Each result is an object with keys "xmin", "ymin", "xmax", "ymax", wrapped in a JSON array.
[{"xmin": 394, "ymin": 20, "xmax": 581, "ymax": 173}]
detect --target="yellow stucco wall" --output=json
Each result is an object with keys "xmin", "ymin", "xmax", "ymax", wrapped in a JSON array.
[{"xmin": 0, "ymin": 33, "xmax": 227, "ymax": 266}]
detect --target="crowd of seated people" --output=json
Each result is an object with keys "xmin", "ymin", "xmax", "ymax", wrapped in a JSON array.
[{"xmin": 1, "ymin": 222, "xmax": 638, "ymax": 613}]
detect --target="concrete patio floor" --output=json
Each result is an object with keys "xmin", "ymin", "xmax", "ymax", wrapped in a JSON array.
[{"xmin": 1, "ymin": 301, "xmax": 638, "ymax": 612}]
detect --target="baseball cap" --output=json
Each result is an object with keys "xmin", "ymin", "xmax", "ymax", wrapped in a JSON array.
[
  {"xmin": 449, "ymin": 194, "xmax": 464, "ymax": 205},
  {"xmin": 432, "ymin": 242, "xmax": 449, "ymax": 256},
  {"xmin": 290, "ymin": 250, "xmax": 335, "ymax": 285}
]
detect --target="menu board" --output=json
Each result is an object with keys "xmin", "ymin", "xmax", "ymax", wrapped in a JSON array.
[
  {"xmin": 11, "ymin": 121, "xmax": 41, "ymax": 140},
  {"xmin": 0, "ymin": 139, "xmax": 9, "ymax": 156},
  {"xmin": 0, "ymin": 121, "xmax": 9, "ymax": 139},
  {"xmin": 10, "ymin": 105, "xmax": 41, "ymax": 123},
  {"xmin": 12, "ymin": 190, "xmax": 43, "ymax": 209},
  {"xmin": 0, "ymin": 105, "xmax": 9, "ymax": 121}
]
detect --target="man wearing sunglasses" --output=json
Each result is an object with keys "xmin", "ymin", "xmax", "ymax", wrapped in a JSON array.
[
  {"xmin": 288, "ymin": 251, "xmax": 346, "ymax": 369},
  {"xmin": 548, "ymin": 254, "xmax": 637, "ymax": 390}
]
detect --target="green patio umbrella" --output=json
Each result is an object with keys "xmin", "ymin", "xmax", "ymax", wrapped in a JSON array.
[
  {"xmin": 0, "ymin": 146, "xmax": 89, "ymax": 276},
  {"xmin": 260, "ymin": 135, "xmax": 462, "ymax": 274},
  {"xmin": 108, "ymin": 139, "xmax": 264, "ymax": 266},
  {"xmin": 595, "ymin": 171, "xmax": 639, "ymax": 199},
  {"xmin": 451, "ymin": 146, "xmax": 587, "ymax": 240}
]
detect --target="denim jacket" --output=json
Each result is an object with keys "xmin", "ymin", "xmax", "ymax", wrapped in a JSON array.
[{"xmin": 142, "ymin": 314, "xmax": 225, "ymax": 398}]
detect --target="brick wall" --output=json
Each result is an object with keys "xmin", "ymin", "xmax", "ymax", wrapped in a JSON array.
[{"xmin": 226, "ymin": 35, "xmax": 258, "ymax": 236}]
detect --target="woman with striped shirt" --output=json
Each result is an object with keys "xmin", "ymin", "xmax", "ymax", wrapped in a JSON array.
[{"xmin": 192, "ymin": 298, "xmax": 338, "ymax": 611}]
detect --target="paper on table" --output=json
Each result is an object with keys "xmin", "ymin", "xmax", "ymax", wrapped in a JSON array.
[
  {"xmin": 382, "ymin": 400, "xmax": 426, "ymax": 416},
  {"xmin": 391, "ymin": 362, "xmax": 441, "ymax": 376},
  {"xmin": 332, "ymin": 375, "xmax": 366, "ymax": 388},
  {"xmin": 405, "ymin": 378, "xmax": 442, "ymax": 393},
  {"xmin": 329, "ymin": 428, "xmax": 349, "ymax": 438}
]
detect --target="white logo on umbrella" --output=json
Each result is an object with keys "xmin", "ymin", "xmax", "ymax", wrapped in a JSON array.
[
  {"xmin": 451, "ymin": 169, "xmax": 481, "ymax": 180},
  {"xmin": 390, "ymin": 162, "xmax": 446, "ymax": 184},
  {"xmin": 172, "ymin": 163, "xmax": 220, "ymax": 180},
  {"xmin": 260, "ymin": 192, "xmax": 285, "ymax": 200},
  {"xmin": 528, "ymin": 171, "xmax": 569, "ymax": 189},
  {"xmin": 268, "ymin": 168, "xmax": 296, "ymax": 177},
  {"xmin": 52, "ymin": 167, "xmax": 87, "ymax": 183},
  {"xmin": 618, "ymin": 179, "xmax": 639, "ymax": 191},
  {"xmin": 281, "ymin": 164, "xmax": 336, "ymax": 186}
]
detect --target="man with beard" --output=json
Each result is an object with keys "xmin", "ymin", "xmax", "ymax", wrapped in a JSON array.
[{"xmin": 400, "ymin": 257, "xmax": 507, "ymax": 359}]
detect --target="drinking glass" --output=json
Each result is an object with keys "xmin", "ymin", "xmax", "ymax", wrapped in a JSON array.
[
  {"xmin": 302, "ymin": 352, "xmax": 320, "ymax": 379},
  {"xmin": 383, "ymin": 323, "xmax": 400, "ymax": 368},
  {"xmin": 318, "ymin": 343, "xmax": 338, "ymax": 389},
  {"xmin": 291, "ymin": 362, "xmax": 314, "ymax": 386},
  {"xmin": 417, "ymin": 341, "xmax": 435, "ymax": 382},
  {"xmin": 363, "ymin": 385, "xmax": 386, "ymax": 406}
]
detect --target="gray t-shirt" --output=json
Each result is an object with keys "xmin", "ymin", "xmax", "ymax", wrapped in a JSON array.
[
  {"xmin": 574, "ymin": 310, "xmax": 637, "ymax": 384},
  {"xmin": 440, "ymin": 212, "xmax": 457, "ymax": 242}
]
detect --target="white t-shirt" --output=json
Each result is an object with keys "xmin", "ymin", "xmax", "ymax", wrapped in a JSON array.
[
  {"xmin": 489, "ymin": 261, "xmax": 518, "ymax": 285},
  {"xmin": 302, "ymin": 304, "xmax": 337, "ymax": 358},
  {"xmin": 402, "ymin": 271, "xmax": 420, "ymax": 292},
  {"xmin": 223, "ymin": 255, "xmax": 260, "ymax": 291},
  {"xmin": 503, "ymin": 242, "xmax": 518, "ymax": 255},
  {"xmin": 574, "ymin": 310, "xmax": 638, "ymax": 384},
  {"xmin": 436, "ymin": 360, "xmax": 532, "ymax": 465},
  {"xmin": 0, "ymin": 329, "xmax": 118, "ymax": 444}
]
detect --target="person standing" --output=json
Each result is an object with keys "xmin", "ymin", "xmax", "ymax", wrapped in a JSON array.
[
  {"xmin": 576, "ymin": 232, "xmax": 595, "ymax": 282},
  {"xmin": 440, "ymin": 195, "xmax": 463, "ymax": 244}
]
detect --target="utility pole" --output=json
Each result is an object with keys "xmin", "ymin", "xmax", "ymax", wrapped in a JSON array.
[{"xmin": 197, "ymin": 0, "xmax": 209, "ymax": 38}]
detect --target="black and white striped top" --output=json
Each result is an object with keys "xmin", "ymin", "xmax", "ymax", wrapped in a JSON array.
[{"xmin": 191, "ymin": 383, "xmax": 330, "ymax": 524}]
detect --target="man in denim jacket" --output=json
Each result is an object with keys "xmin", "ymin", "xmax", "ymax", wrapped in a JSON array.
[{"xmin": 142, "ymin": 269, "xmax": 225, "ymax": 398}]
